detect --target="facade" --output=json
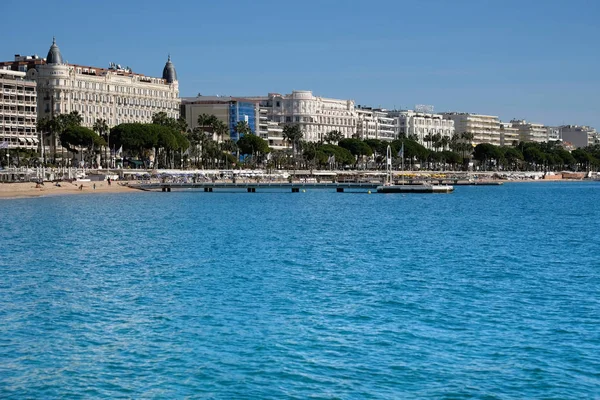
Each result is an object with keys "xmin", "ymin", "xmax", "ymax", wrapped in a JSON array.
[
  {"xmin": 391, "ymin": 110, "xmax": 455, "ymax": 149},
  {"xmin": 0, "ymin": 70, "xmax": 37, "ymax": 149},
  {"xmin": 180, "ymin": 96, "xmax": 259, "ymax": 141},
  {"xmin": 510, "ymin": 120, "xmax": 547, "ymax": 143},
  {"xmin": 1, "ymin": 38, "xmax": 180, "ymax": 131},
  {"xmin": 355, "ymin": 106, "xmax": 396, "ymax": 141},
  {"xmin": 559, "ymin": 125, "xmax": 597, "ymax": 148},
  {"xmin": 441, "ymin": 113, "xmax": 501, "ymax": 146},
  {"xmin": 545, "ymin": 126, "xmax": 560, "ymax": 142},
  {"xmin": 256, "ymin": 99, "xmax": 287, "ymax": 150},
  {"xmin": 260, "ymin": 90, "xmax": 356, "ymax": 142},
  {"xmin": 499, "ymin": 122, "xmax": 519, "ymax": 147}
]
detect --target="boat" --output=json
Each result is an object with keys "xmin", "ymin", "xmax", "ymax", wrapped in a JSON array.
[
  {"xmin": 377, "ymin": 183, "xmax": 453, "ymax": 193},
  {"xmin": 378, "ymin": 145, "xmax": 454, "ymax": 193}
]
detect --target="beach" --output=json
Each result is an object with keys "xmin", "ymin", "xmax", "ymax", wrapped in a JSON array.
[{"xmin": 0, "ymin": 181, "xmax": 138, "ymax": 199}]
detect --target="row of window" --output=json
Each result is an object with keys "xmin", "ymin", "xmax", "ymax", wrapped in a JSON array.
[{"xmin": 50, "ymin": 79, "xmax": 176, "ymax": 98}]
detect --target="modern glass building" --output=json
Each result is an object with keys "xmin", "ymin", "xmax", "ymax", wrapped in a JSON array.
[
  {"xmin": 180, "ymin": 96, "xmax": 259, "ymax": 142},
  {"xmin": 229, "ymin": 101, "xmax": 257, "ymax": 141}
]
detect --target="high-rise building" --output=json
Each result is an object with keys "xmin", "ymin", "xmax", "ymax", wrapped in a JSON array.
[
  {"xmin": 0, "ymin": 70, "xmax": 37, "ymax": 149},
  {"xmin": 390, "ymin": 110, "xmax": 455, "ymax": 149},
  {"xmin": 180, "ymin": 96, "xmax": 259, "ymax": 141},
  {"xmin": 441, "ymin": 113, "xmax": 501, "ymax": 146}
]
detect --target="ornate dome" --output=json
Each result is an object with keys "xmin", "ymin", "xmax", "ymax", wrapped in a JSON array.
[
  {"xmin": 46, "ymin": 37, "xmax": 63, "ymax": 64},
  {"xmin": 162, "ymin": 55, "xmax": 177, "ymax": 83}
]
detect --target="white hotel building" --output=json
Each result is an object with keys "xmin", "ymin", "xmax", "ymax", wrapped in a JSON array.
[
  {"xmin": 389, "ymin": 110, "xmax": 455, "ymax": 149},
  {"xmin": 261, "ymin": 90, "xmax": 357, "ymax": 142},
  {"xmin": 4, "ymin": 38, "xmax": 180, "ymax": 130}
]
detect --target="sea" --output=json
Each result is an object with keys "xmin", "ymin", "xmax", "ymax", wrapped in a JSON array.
[{"xmin": 1, "ymin": 181, "xmax": 599, "ymax": 399}]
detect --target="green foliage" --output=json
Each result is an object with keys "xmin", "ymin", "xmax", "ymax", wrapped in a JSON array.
[
  {"xmin": 283, "ymin": 124, "xmax": 303, "ymax": 154},
  {"xmin": 235, "ymin": 121, "xmax": 252, "ymax": 138},
  {"xmin": 318, "ymin": 144, "xmax": 355, "ymax": 166},
  {"xmin": 323, "ymin": 130, "xmax": 344, "ymax": 144},
  {"xmin": 237, "ymin": 133, "xmax": 270, "ymax": 155},
  {"xmin": 473, "ymin": 143, "xmax": 502, "ymax": 163},
  {"xmin": 338, "ymin": 138, "xmax": 373, "ymax": 158},
  {"xmin": 60, "ymin": 126, "xmax": 105, "ymax": 153},
  {"xmin": 110, "ymin": 123, "xmax": 188, "ymax": 155},
  {"xmin": 391, "ymin": 139, "xmax": 429, "ymax": 161},
  {"xmin": 364, "ymin": 139, "xmax": 387, "ymax": 155}
]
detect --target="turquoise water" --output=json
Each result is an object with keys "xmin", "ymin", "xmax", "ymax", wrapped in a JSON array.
[{"xmin": 1, "ymin": 182, "xmax": 599, "ymax": 398}]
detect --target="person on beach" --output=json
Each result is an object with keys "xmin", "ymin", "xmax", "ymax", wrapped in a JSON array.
[{"xmin": 79, "ymin": 184, "xmax": 83, "ymax": 191}]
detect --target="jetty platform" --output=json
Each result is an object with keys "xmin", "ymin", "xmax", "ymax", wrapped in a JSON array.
[{"xmin": 129, "ymin": 182, "xmax": 457, "ymax": 193}]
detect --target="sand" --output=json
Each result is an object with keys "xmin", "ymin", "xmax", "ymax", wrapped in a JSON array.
[{"xmin": 0, "ymin": 181, "xmax": 139, "ymax": 199}]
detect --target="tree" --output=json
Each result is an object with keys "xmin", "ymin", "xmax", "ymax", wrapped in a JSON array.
[
  {"xmin": 324, "ymin": 130, "xmax": 344, "ymax": 144},
  {"xmin": 93, "ymin": 118, "xmax": 110, "ymax": 167},
  {"xmin": 338, "ymin": 138, "xmax": 373, "ymax": 166},
  {"xmin": 60, "ymin": 125, "xmax": 106, "ymax": 166},
  {"xmin": 235, "ymin": 121, "xmax": 252, "ymax": 140},
  {"xmin": 211, "ymin": 118, "xmax": 229, "ymax": 142},
  {"xmin": 283, "ymin": 124, "xmax": 303, "ymax": 156},
  {"xmin": 502, "ymin": 147, "xmax": 523, "ymax": 170},
  {"xmin": 110, "ymin": 123, "xmax": 158, "ymax": 163},
  {"xmin": 237, "ymin": 133, "xmax": 270, "ymax": 167}
]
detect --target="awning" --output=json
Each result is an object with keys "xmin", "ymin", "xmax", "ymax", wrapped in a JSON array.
[
  {"xmin": 25, "ymin": 138, "xmax": 33, "ymax": 144},
  {"xmin": 32, "ymin": 138, "xmax": 39, "ymax": 144},
  {"xmin": 18, "ymin": 138, "xmax": 25, "ymax": 143}
]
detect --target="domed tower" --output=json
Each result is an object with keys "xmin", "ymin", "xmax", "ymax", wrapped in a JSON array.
[
  {"xmin": 162, "ymin": 55, "xmax": 177, "ymax": 83},
  {"xmin": 46, "ymin": 37, "xmax": 64, "ymax": 64}
]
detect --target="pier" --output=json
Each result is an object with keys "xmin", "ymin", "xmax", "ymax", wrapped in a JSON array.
[
  {"xmin": 130, "ymin": 182, "xmax": 380, "ymax": 193},
  {"xmin": 129, "ymin": 181, "xmax": 458, "ymax": 193}
]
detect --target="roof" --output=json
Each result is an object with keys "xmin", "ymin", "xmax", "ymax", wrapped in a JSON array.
[
  {"xmin": 162, "ymin": 55, "xmax": 177, "ymax": 83},
  {"xmin": 46, "ymin": 37, "xmax": 63, "ymax": 64}
]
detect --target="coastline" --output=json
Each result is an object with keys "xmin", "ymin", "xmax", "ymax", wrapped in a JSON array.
[
  {"xmin": 2, "ymin": 177, "xmax": 595, "ymax": 199},
  {"xmin": 0, "ymin": 181, "xmax": 139, "ymax": 199}
]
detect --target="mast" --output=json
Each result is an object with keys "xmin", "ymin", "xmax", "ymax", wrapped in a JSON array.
[{"xmin": 386, "ymin": 145, "xmax": 392, "ymax": 185}]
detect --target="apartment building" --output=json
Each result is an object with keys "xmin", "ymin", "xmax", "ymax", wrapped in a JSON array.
[
  {"xmin": 510, "ymin": 120, "xmax": 547, "ymax": 143},
  {"xmin": 559, "ymin": 125, "xmax": 597, "ymax": 148},
  {"xmin": 0, "ymin": 70, "xmax": 37, "ymax": 149},
  {"xmin": 441, "ymin": 113, "xmax": 501, "ymax": 146},
  {"xmin": 355, "ymin": 106, "xmax": 396, "ymax": 141},
  {"xmin": 499, "ymin": 122, "xmax": 519, "ymax": 147}
]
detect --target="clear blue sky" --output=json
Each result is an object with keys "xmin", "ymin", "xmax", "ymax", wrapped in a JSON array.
[{"xmin": 3, "ymin": 0, "xmax": 599, "ymax": 128}]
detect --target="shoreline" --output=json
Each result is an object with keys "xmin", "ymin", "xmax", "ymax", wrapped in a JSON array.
[
  {"xmin": 1, "ymin": 177, "xmax": 596, "ymax": 199},
  {"xmin": 0, "ymin": 181, "xmax": 139, "ymax": 199}
]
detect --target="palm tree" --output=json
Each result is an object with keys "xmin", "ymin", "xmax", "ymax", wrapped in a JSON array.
[
  {"xmin": 283, "ymin": 124, "xmax": 303, "ymax": 156},
  {"xmin": 423, "ymin": 133, "xmax": 433, "ymax": 150},
  {"xmin": 441, "ymin": 135, "xmax": 450, "ymax": 151},
  {"xmin": 213, "ymin": 120, "xmax": 229, "ymax": 144},
  {"xmin": 197, "ymin": 114, "xmax": 219, "ymax": 141},
  {"xmin": 235, "ymin": 121, "xmax": 252, "ymax": 140},
  {"xmin": 432, "ymin": 133, "xmax": 442, "ymax": 152},
  {"xmin": 93, "ymin": 118, "xmax": 109, "ymax": 167}
]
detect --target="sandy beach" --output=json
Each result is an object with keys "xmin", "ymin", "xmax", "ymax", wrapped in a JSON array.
[{"xmin": 0, "ymin": 181, "xmax": 139, "ymax": 199}]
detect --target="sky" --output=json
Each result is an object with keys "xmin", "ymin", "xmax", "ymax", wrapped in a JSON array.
[{"xmin": 3, "ymin": 0, "xmax": 600, "ymax": 128}]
